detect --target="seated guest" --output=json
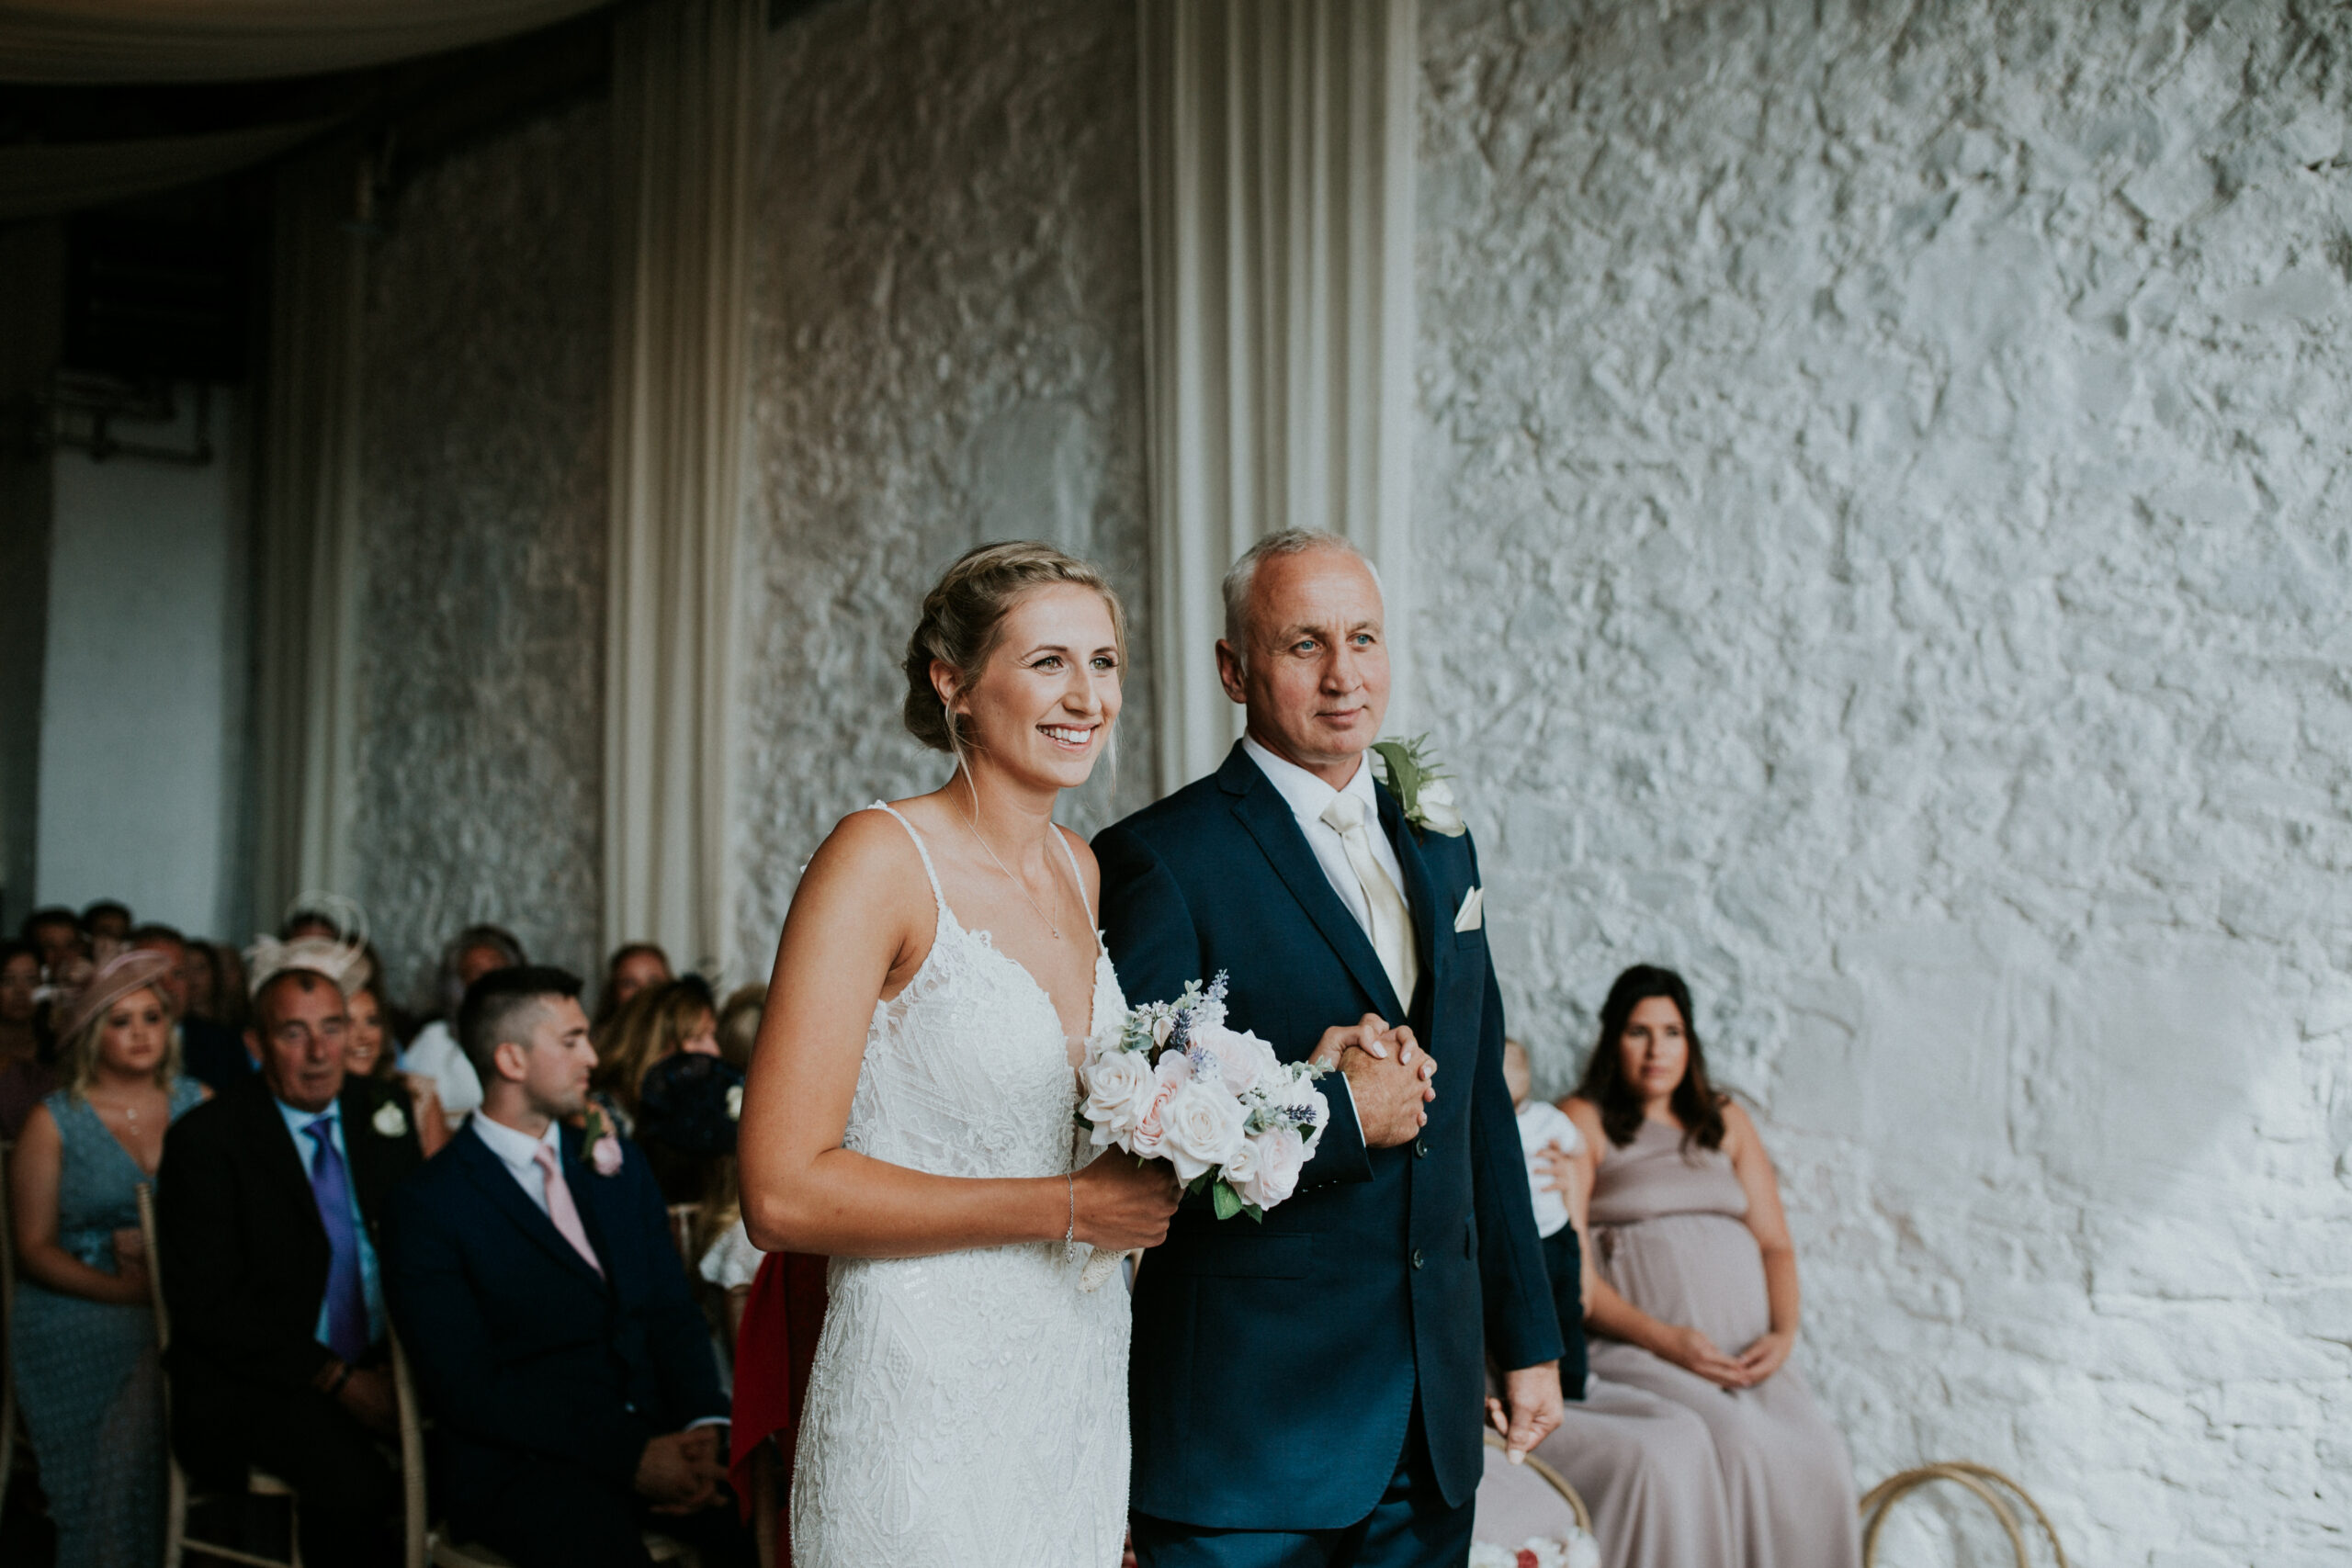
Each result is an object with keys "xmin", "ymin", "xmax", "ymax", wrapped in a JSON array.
[
  {"xmin": 713, "ymin": 983, "xmax": 763, "ymax": 1072},
  {"xmin": 83, "ymin": 899, "xmax": 133, "ymax": 948},
  {"xmin": 1564, "ymin": 965, "xmax": 1859, "ymax": 1568},
  {"xmin": 210, "ymin": 942, "xmax": 252, "ymax": 1032},
  {"xmin": 156, "ymin": 936, "xmax": 424, "ymax": 1566},
  {"xmin": 593, "ymin": 980, "xmax": 719, "ymax": 1131},
  {"xmin": 22, "ymin": 906, "xmax": 85, "ymax": 977},
  {"xmin": 1506, "ymin": 1037, "xmax": 1589, "ymax": 1398},
  {"xmin": 401, "ymin": 923, "xmax": 527, "ymax": 1129},
  {"xmin": 347, "ymin": 973, "xmax": 452, "ymax": 1158},
  {"xmin": 131, "ymin": 923, "xmax": 252, "ymax": 1089},
  {"xmin": 382, "ymin": 966, "xmax": 749, "ymax": 1568},
  {"xmin": 594, "ymin": 942, "xmax": 675, "ymax": 1032},
  {"xmin": 7, "ymin": 949, "xmax": 209, "ymax": 1568},
  {"xmin": 0, "ymin": 938, "xmax": 56, "ymax": 1138}
]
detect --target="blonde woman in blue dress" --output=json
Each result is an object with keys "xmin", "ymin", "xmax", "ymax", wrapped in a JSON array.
[
  {"xmin": 8, "ymin": 948, "xmax": 209, "ymax": 1568},
  {"xmin": 738, "ymin": 543, "xmax": 1182, "ymax": 1566}
]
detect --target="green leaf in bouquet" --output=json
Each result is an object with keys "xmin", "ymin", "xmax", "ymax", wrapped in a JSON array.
[{"xmin": 1211, "ymin": 1181, "xmax": 1243, "ymax": 1221}]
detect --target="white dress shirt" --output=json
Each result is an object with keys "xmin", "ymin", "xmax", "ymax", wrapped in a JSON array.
[
  {"xmin": 1242, "ymin": 736, "xmax": 1411, "ymax": 939},
  {"xmin": 1515, "ymin": 1100, "xmax": 1581, "ymax": 1239}
]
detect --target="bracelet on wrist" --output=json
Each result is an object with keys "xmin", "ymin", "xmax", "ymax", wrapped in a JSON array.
[{"xmin": 1064, "ymin": 1173, "xmax": 1076, "ymax": 1246}]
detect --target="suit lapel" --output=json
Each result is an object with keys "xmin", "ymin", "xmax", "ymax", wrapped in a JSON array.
[
  {"xmin": 1221, "ymin": 745, "xmax": 1405, "ymax": 1021},
  {"xmin": 339, "ymin": 1081, "xmax": 394, "ymax": 1235},
  {"xmin": 239, "ymin": 1079, "xmax": 328, "ymax": 1248},
  {"xmin": 560, "ymin": 1124, "xmax": 621, "ymax": 1283},
  {"xmin": 454, "ymin": 1125, "xmax": 611, "ymax": 1290},
  {"xmin": 1377, "ymin": 784, "xmax": 1448, "ymax": 1026}
]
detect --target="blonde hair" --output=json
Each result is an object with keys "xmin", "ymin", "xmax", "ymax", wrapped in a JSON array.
[
  {"xmin": 901, "ymin": 541, "xmax": 1128, "ymax": 754},
  {"xmin": 62, "ymin": 983, "xmax": 181, "ymax": 1100},
  {"xmin": 592, "ymin": 980, "xmax": 715, "ymax": 1120}
]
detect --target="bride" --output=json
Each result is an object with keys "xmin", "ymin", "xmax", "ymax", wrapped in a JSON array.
[{"xmin": 738, "ymin": 541, "xmax": 1181, "ymax": 1566}]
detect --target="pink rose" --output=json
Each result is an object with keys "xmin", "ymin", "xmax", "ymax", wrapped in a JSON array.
[
  {"xmin": 1129, "ymin": 1053, "xmax": 1191, "ymax": 1159},
  {"xmin": 591, "ymin": 1134, "xmax": 623, "ymax": 1176},
  {"xmin": 1235, "ymin": 1124, "xmax": 1305, "ymax": 1210}
]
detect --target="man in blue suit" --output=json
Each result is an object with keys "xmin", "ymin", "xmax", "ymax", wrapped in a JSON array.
[
  {"xmin": 381, "ymin": 966, "xmax": 750, "ymax": 1568},
  {"xmin": 1099, "ymin": 530, "xmax": 1564, "ymax": 1567}
]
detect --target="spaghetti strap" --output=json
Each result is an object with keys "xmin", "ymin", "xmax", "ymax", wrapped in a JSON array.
[
  {"xmin": 865, "ymin": 802, "xmax": 947, "ymax": 913},
  {"xmin": 1050, "ymin": 824, "xmax": 1096, "ymax": 931}
]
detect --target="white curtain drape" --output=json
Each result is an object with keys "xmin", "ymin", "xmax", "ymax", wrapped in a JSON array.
[
  {"xmin": 604, "ymin": 0, "xmax": 757, "ymax": 976},
  {"xmin": 252, "ymin": 147, "xmax": 366, "ymax": 930},
  {"xmin": 1137, "ymin": 0, "xmax": 1420, "ymax": 792},
  {"xmin": 0, "ymin": 0, "xmax": 612, "ymax": 83},
  {"xmin": 0, "ymin": 119, "xmax": 330, "ymax": 220}
]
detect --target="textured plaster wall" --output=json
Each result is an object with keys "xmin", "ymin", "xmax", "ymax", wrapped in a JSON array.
[
  {"xmin": 731, "ymin": 0, "xmax": 1153, "ymax": 984},
  {"xmin": 352, "ymin": 102, "xmax": 612, "ymax": 1008},
  {"xmin": 1417, "ymin": 2, "xmax": 2352, "ymax": 1562}
]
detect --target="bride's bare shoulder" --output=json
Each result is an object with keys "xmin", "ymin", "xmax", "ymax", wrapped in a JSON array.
[{"xmin": 796, "ymin": 807, "xmax": 933, "ymax": 903}]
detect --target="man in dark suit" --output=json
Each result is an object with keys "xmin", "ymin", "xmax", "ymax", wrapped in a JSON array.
[
  {"xmin": 1097, "ymin": 530, "xmax": 1565, "ymax": 1567},
  {"xmin": 157, "ymin": 949, "xmax": 424, "ymax": 1564},
  {"xmin": 381, "ymin": 966, "xmax": 749, "ymax": 1568}
]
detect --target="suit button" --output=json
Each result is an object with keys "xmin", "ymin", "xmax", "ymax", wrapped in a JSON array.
[
  {"xmin": 1410, "ymin": 1248, "xmax": 1425, "ymax": 1270},
  {"xmin": 1414, "ymin": 1139, "xmax": 1428, "ymax": 1157}
]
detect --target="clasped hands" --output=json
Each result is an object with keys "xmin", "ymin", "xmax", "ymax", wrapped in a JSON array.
[
  {"xmin": 1657, "ymin": 1323, "xmax": 1793, "ymax": 1390},
  {"xmin": 1308, "ymin": 1014, "xmax": 1437, "ymax": 1148},
  {"xmin": 636, "ymin": 1426, "xmax": 729, "ymax": 1515}
]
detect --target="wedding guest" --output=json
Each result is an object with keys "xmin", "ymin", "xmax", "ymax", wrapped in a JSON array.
[
  {"xmin": 23, "ymin": 906, "xmax": 84, "ymax": 976},
  {"xmin": 714, "ymin": 983, "xmax": 764, "ymax": 1072},
  {"xmin": 182, "ymin": 937, "xmax": 224, "ymax": 1022},
  {"xmin": 596, "ymin": 981, "xmax": 723, "ymax": 1201},
  {"xmin": 381, "ymin": 966, "xmax": 750, "ymax": 1568},
  {"xmin": 1563, "ymin": 965, "xmax": 1859, "ymax": 1568},
  {"xmin": 1506, "ymin": 1038, "xmax": 1588, "ymax": 1398},
  {"xmin": 401, "ymin": 924, "xmax": 527, "ymax": 1130},
  {"xmin": 211, "ymin": 942, "xmax": 252, "ymax": 1032},
  {"xmin": 130, "ymin": 923, "xmax": 252, "ymax": 1089},
  {"xmin": 0, "ymin": 939, "xmax": 55, "ymax": 1138},
  {"xmin": 156, "ymin": 938, "xmax": 424, "ymax": 1566},
  {"xmin": 7, "ymin": 948, "xmax": 209, "ymax": 1568},
  {"xmin": 83, "ymin": 899, "xmax": 133, "ymax": 947},
  {"xmin": 594, "ymin": 942, "xmax": 674, "ymax": 1031},
  {"xmin": 348, "ymin": 974, "xmax": 452, "ymax": 1158}
]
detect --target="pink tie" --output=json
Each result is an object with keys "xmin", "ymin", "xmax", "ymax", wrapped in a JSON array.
[{"xmin": 533, "ymin": 1143, "xmax": 604, "ymax": 1278}]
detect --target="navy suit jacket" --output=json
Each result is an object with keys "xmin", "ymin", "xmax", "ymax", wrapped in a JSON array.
[
  {"xmin": 1096, "ymin": 742, "xmax": 1561, "ymax": 1530},
  {"xmin": 380, "ymin": 1121, "xmax": 725, "ymax": 1524}
]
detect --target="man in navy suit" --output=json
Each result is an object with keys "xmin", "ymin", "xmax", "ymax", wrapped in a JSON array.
[
  {"xmin": 1098, "ymin": 530, "xmax": 1564, "ymax": 1567},
  {"xmin": 381, "ymin": 966, "xmax": 750, "ymax": 1568}
]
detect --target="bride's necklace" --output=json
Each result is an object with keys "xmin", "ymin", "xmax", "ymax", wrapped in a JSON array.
[{"xmin": 960, "ymin": 808, "xmax": 1065, "ymax": 942}]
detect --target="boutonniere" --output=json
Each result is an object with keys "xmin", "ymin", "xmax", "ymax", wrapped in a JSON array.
[
  {"xmin": 371, "ymin": 1100, "xmax": 410, "ymax": 1139},
  {"xmin": 582, "ymin": 1103, "xmax": 625, "ymax": 1177},
  {"xmin": 1368, "ymin": 735, "xmax": 1465, "ymax": 838}
]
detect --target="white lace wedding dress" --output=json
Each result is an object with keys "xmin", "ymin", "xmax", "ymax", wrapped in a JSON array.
[{"xmin": 790, "ymin": 804, "xmax": 1131, "ymax": 1566}]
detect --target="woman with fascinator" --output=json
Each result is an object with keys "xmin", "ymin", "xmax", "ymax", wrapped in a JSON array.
[{"xmin": 7, "ymin": 947, "xmax": 211, "ymax": 1567}]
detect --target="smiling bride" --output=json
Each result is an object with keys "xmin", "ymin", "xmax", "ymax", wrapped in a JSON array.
[{"xmin": 736, "ymin": 542, "xmax": 1181, "ymax": 1566}]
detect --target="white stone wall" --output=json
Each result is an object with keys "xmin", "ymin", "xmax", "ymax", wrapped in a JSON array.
[
  {"xmin": 353, "ymin": 103, "xmax": 612, "ymax": 1007},
  {"xmin": 731, "ymin": 0, "xmax": 1154, "ymax": 984},
  {"xmin": 1416, "ymin": 2, "xmax": 2352, "ymax": 1562}
]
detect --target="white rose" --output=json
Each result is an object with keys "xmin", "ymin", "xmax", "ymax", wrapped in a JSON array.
[
  {"xmin": 1236, "ymin": 1123, "xmax": 1306, "ymax": 1210},
  {"xmin": 1192, "ymin": 1023, "xmax": 1266, "ymax": 1096},
  {"xmin": 1416, "ymin": 778, "xmax": 1466, "ymax": 836},
  {"xmin": 1082, "ymin": 1048, "xmax": 1156, "ymax": 1146},
  {"xmin": 1219, "ymin": 1128, "xmax": 1260, "ymax": 1190},
  {"xmin": 1150, "ymin": 1012, "xmax": 1177, "ymax": 1049},
  {"xmin": 1159, "ymin": 1077, "xmax": 1248, "ymax": 1183}
]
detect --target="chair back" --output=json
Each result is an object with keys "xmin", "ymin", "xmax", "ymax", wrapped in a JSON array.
[
  {"xmin": 135, "ymin": 1179, "xmax": 171, "ymax": 1348},
  {"xmin": 666, "ymin": 1202, "xmax": 700, "ymax": 1264}
]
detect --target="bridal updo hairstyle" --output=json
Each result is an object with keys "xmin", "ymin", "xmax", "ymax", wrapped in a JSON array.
[
  {"xmin": 901, "ymin": 540, "xmax": 1128, "ymax": 754},
  {"xmin": 1576, "ymin": 964, "xmax": 1729, "ymax": 1154}
]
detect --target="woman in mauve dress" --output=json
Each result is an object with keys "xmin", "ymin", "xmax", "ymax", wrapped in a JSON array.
[{"xmin": 1561, "ymin": 965, "xmax": 1860, "ymax": 1568}]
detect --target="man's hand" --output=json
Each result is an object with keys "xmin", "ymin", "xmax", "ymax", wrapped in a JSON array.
[
  {"xmin": 1310, "ymin": 1015, "xmax": 1437, "ymax": 1150},
  {"xmin": 336, "ymin": 1367, "xmax": 400, "ymax": 1437},
  {"xmin": 635, "ymin": 1429, "xmax": 727, "ymax": 1513},
  {"xmin": 1484, "ymin": 1361, "xmax": 1564, "ymax": 1463}
]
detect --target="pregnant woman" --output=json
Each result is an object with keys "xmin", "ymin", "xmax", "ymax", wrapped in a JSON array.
[{"xmin": 1561, "ymin": 965, "xmax": 1860, "ymax": 1568}]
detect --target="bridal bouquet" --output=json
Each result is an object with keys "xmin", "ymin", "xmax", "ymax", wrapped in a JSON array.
[{"xmin": 1074, "ymin": 974, "xmax": 1330, "ymax": 1291}]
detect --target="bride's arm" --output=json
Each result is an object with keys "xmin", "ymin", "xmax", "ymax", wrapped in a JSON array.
[{"xmin": 740, "ymin": 812, "xmax": 1170, "ymax": 1259}]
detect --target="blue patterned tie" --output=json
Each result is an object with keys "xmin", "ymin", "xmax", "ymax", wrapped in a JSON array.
[{"xmin": 303, "ymin": 1117, "xmax": 369, "ymax": 1364}]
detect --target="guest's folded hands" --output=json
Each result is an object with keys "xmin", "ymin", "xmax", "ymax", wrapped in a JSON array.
[
  {"xmin": 637, "ymin": 1428, "xmax": 728, "ymax": 1513},
  {"xmin": 1654, "ymin": 1324, "xmax": 1748, "ymax": 1389},
  {"xmin": 1735, "ymin": 1327, "xmax": 1794, "ymax": 1385}
]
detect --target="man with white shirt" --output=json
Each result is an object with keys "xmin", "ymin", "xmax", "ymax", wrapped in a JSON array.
[
  {"xmin": 381, "ymin": 966, "xmax": 748, "ymax": 1568},
  {"xmin": 1097, "ymin": 529, "xmax": 1563, "ymax": 1568}
]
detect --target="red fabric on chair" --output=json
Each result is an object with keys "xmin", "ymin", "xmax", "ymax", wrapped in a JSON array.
[{"xmin": 729, "ymin": 1249, "xmax": 830, "ymax": 1558}]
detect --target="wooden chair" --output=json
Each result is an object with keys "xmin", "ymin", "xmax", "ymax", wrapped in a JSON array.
[
  {"xmin": 136, "ymin": 1181, "xmax": 427, "ymax": 1568},
  {"xmin": 1859, "ymin": 1461, "xmax": 2068, "ymax": 1568},
  {"xmin": 665, "ymin": 1202, "xmax": 701, "ymax": 1265}
]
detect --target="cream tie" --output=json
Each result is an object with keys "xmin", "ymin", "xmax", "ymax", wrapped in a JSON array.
[{"xmin": 1320, "ymin": 792, "xmax": 1419, "ymax": 1009}]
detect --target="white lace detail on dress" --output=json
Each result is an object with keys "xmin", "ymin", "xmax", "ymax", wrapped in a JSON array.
[{"xmin": 790, "ymin": 804, "xmax": 1130, "ymax": 1567}]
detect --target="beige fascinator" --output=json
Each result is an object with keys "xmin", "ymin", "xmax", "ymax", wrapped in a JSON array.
[
  {"xmin": 246, "ymin": 891, "xmax": 374, "ymax": 999},
  {"xmin": 55, "ymin": 948, "xmax": 177, "ymax": 1043}
]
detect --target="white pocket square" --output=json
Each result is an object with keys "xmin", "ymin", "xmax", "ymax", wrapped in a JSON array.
[{"xmin": 1453, "ymin": 886, "xmax": 1485, "ymax": 932}]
